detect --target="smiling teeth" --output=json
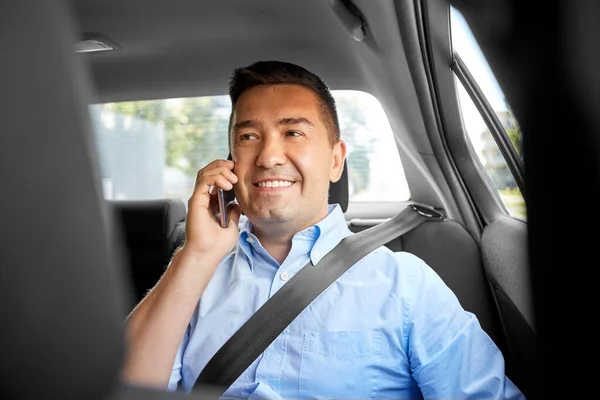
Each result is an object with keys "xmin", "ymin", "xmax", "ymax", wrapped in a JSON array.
[{"xmin": 258, "ymin": 180, "xmax": 293, "ymax": 188}]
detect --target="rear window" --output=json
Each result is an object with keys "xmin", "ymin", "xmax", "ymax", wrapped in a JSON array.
[{"xmin": 89, "ymin": 90, "xmax": 409, "ymax": 203}]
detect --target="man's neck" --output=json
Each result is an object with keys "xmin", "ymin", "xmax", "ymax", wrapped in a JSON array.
[
  {"xmin": 251, "ymin": 223, "xmax": 297, "ymax": 265},
  {"xmin": 251, "ymin": 209, "xmax": 329, "ymax": 265}
]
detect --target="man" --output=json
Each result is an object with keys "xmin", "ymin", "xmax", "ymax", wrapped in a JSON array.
[{"xmin": 122, "ymin": 61, "xmax": 525, "ymax": 399}]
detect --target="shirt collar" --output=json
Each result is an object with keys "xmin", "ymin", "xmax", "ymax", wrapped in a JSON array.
[
  {"xmin": 236, "ymin": 203, "xmax": 350, "ymax": 270},
  {"xmin": 308, "ymin": 204, "xmax": 351, "ymax": 265}
]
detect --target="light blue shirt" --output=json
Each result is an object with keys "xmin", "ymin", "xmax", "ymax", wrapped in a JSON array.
[{"xmin": 168, "ymin": 204, "xmax": 525, "ymax": 399}]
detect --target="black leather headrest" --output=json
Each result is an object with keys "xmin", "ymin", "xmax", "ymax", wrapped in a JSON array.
[
  {"xmin": 108, "ymin": 199, "xmax": 186, "ymax": 243},
  {"xmin": 329, "ymin": 161, "xmax": 349, "ymax": 212}
]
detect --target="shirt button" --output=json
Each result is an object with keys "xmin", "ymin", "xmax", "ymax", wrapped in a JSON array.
[
  {"xmin": 313, "ymin": 251, "xmax": 321, "ymax": 259},
  {"xmin": 246, "ymin": 237, "xmax": 254, "ymax": 243},
  {"xmin": 280, "ymin": 272, "xmax": 289, "ymax": 281}
]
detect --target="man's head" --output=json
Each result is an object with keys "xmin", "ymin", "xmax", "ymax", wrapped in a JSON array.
[
  {"xmin": 227, "ymin": 61, "xmax": 346, "ymax": 234},
  {"xmin": 228, "ymin": 61, "xmax": 340, "ymax": 146}
]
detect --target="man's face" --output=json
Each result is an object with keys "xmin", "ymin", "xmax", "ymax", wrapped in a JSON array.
[{"xmin": 230, "ymin": 84, "xmax": 346, "ymax": 231}]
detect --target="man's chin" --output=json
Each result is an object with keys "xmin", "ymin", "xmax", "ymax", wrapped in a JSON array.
[{"xmin": 248, "ymin": 207, "xmax": 292, "ymax": 224}]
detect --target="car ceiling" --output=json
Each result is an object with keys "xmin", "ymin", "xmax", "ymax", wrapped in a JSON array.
[
  {"xmin": 72, "ymin": 0, "xmax": 441, "ymax": 189},
  {"xmin": 74, "ymin": 0, "xmax": 402, "ymax": 98},
  {"xmin": 75, "ymin": 0, "xmax": 354, "ymax": 99}
]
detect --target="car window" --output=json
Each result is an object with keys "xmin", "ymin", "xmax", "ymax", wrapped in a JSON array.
[
  {"xmin": 450, "ymin": 7, "xmax": 526, "ymax": 220},
  {"xmin": 88, "ymin": 90, "xmax": 410, "ymax": 204}
]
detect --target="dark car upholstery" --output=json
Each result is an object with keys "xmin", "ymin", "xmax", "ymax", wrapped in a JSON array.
[{"xmin": 108, "ymin": 199, "xmax": 187, "ymax": 306}]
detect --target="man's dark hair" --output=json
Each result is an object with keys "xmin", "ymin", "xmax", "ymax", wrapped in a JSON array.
[{"xmin": 228, "ymin": 61, "xmax": 340, "ymax": 146}]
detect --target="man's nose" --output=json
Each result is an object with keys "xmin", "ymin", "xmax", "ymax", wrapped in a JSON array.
[{"xmin": 256, "ymin": 136, "xmax": 287, "ymax": 168}]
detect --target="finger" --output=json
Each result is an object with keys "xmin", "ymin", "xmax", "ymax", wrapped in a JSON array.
[
  {"xmin": 193, "ymin": 175, "xmax": 214, "ymax": 197},
  {"xmin": 199, "ymin": 159, "xmax": 234, "ymax": 173},
  {"xmin": 209, "ymin": 188, "xmax": 219, "ymax": 215},
  {"xmin": 190, "ymin": 177, "xmax": 234, "ymax": 212},
  {"xmin": 226, "ymin": 202, "xmax": 242, "ymax": 228},
  {"xmin": 194, "ymin": 159, "xmax": 234, "ymax": 180},
  {"xmin": 194, "ymin": 172, "xmax": 236, "ymax": 200},
  {"xmin": 195, "ymin": 168, "xmax": 238, "ymax": 191},
  {"xmin": 202, "ymin": 168, "xmax": 238, "ymax": 186},
  {"xmin": 205, "ymin": 159, "xmax": 234, "ymax": 170},
  {"xmin": 211, "ymin": 174, "xmax": 235, "ymax": 191}
]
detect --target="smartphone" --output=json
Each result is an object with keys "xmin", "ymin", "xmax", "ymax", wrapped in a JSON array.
[
  {"xmin": 217, "ymin": 153, "xmax": 236, "ymax": 228},
  {"xmin": 217, "ymin": 188, "xmax": 228, "ymax": 228}
]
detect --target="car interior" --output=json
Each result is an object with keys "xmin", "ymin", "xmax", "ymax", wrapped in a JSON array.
[{"xmin": 3, "ymin": 0, "xmax": 599, "ymax": 399}]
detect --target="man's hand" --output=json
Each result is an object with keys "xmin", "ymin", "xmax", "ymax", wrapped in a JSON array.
[
  {"xmin": 121, "ymin": 159, "xmax": 242, "ymax": 390},
  {"xmin": 181, "ymin": 159, "xmax": 242, "ymax": 262}
]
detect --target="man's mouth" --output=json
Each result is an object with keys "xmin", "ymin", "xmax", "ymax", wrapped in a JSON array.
[{"xmin": 253, "ymin": 179, "xmax": 295, "ymax": 188}]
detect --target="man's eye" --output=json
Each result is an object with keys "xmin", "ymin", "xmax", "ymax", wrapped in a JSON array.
[
  {"xmin": 239, "ymin": 134, "xmax": 257, "ymax": 141},
  {"xmin": 286, "ymin": 131, "xmax": 303, "ymax": 137}
]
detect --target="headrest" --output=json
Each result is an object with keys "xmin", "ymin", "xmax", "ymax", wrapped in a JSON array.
[
  {"xmin": 108, "ymin": 199, "xmax": 187, "ymax": 243},
  {"xmin": 2, "ymin": 2, "xmax": 126, "ymax": 398},
  {"xmin": 329, "ymin": 160, "xmax": 349, "ymax": 212}
]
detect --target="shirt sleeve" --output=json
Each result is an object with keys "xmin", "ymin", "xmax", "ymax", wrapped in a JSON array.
[
  {"xmin": 403, "ymin": 256, "xmax": 526, "ymax": 399},
  {"xmin": 166, "ymin": 327, "xmax": 190, "ymax": 392}
]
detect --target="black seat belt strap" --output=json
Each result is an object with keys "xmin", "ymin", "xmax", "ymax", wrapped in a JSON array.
[{"xmin": 193, "ymin": 203, "xmax": 440, "ymax": 391}]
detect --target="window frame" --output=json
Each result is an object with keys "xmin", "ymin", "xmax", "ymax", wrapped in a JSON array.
[
  {"xmin": 452, "ymin": 52, "xmax": 526, "ymax": 198},
  {"xmin": 417, "ymin": 0, "xmax": 527, "ymax": 226}
]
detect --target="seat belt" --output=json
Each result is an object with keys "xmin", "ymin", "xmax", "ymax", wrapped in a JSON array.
[{"xmin": 193, "ymin": 203, "xmax": 442, "ymax": 392}]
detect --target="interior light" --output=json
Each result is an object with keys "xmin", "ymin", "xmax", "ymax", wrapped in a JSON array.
[{"xmin": 75, "ymin": 33, "xmax": 120, "ymax": 53}]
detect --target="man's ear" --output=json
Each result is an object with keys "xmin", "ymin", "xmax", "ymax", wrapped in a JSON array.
[{"xmin": 330, "ymin": 140, "xmax": 347, "ymax": 183}]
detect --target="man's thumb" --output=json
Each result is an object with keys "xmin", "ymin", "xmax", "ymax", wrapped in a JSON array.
[{"xmin": 226, "ymin": 202, "xmax": 242, "ymax": 228}]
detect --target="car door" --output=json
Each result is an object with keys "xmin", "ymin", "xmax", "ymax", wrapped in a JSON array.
[
  {"xmin": 420, "ymin": 0, "xmax": 536, "ymax": 396},
  {"xmin": 344, "ymin": 0, "xmax": 537, "ymax": 396}
]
